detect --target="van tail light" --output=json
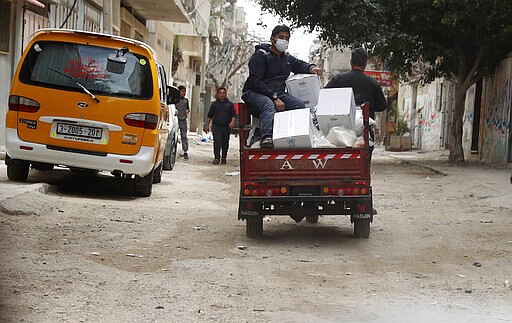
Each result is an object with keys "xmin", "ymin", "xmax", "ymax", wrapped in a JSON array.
[
  {"xmin": 124, "ymin": 113, "xmax": 158, "ymax": 130},
  {"xmin": 8, "ymin": 95, "xmax": 40, "ymax": 112}
]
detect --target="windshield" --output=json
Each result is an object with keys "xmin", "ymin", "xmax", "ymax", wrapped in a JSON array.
[{"xmin": 19, "ymin": 41, "xmax": 153, "ymax": 99}]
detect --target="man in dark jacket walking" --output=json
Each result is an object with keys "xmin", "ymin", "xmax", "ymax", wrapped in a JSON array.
[
  {"xmin": 325, "ymin": 47, "xmax": 388, "ymax": 216},
  {"xmin": 325, "ymin": 47, "xmax": 387, "ymax": 121},
  {"xmin": 325, "ymin": 47, "xmax": 388, "ymax": 157},
  {"xmin": 242, "ymin": 25, "xmax": 323, "ymax": 149},
  {"xmin": 204, "ymin": 87, "xmax": 237, "ymax": 164}
]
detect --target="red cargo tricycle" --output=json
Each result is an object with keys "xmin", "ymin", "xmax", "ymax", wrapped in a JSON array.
[{"xmin": 237, "ymin": 103, "xmax": 374, "ymax": 238}]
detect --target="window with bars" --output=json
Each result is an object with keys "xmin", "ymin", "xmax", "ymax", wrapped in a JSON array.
[{"xmin": 0, "ymin": 0, "xmax": 11, "ymax": 52}]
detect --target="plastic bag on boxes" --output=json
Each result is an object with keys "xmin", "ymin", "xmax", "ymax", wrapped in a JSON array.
[
  {"xmin": 354, "ymin": 136, "xmax": 375, "ymax": 147},
  {"xmin": 326, "ymin": 126, "xmax": 357, "ymax": 148},
  {"xmin": 353, "ymin": 107, "xmax": 376, "ymax": 136},
  {"xmin": 354, "ymin": 108, "xmax": 364, "ymax": 136},
  {"xmin": 312, "ymin": 124, "xmax": 336, "ymax": 148},
  {"xmin": 354, "ymin": 136, "xmax": 365, "ymax": 147}
]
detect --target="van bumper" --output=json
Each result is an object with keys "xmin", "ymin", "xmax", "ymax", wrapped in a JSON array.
[{"xmin": 5, "ymin": 128, "xmax": 155, "ymax": 176}]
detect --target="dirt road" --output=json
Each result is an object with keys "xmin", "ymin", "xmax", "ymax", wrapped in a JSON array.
[{"xmin": 0, "ymin": 135, "xmax": 511, "ymax": 322}]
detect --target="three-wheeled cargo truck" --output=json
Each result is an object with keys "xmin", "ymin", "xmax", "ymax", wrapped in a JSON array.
[{"xmin": 237, "ymin": 103, "xmax": 374, "ymax": 238}]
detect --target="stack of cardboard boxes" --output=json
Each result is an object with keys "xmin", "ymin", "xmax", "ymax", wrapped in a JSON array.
[{"xmin": 271, "ymin": 74, "xmax": 361, "ymax": 149}]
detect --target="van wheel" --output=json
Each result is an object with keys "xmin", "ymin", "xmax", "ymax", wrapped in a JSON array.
[
  {"xmin": 163, "ymin": 138, "xmax": 177, "ymax": 171},
  {"xmin": 152, "ymin": 162, "xmax": 163, "ymax": 184},
  {"xmin": 134, "ymin": 169, "xmax": 154, "ymax": 197},
  {"xmin": 6, "ymin": 156, "xmax": 29, "ymax": 181},
  {"xmin": 246, "ymin": 217, "xmax": 263, "ymax": 238},
  {"xmin": 354, "ymin": 219, "xmax": 370, "ymax": 239}
]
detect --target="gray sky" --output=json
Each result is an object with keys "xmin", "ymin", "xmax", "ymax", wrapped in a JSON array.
[{"xmin": 236, "ymin": 0, "xmax": 318, "ymax": 61}]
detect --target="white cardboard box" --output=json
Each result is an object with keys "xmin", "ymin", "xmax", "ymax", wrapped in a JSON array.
[
  {"xmin": 285, "ymin": 74, "xmax": 322, "ymax": 108},
  {"xmin": 316, "ymin": 88, "xmax": 356, "ymax": 135},
  {"xmin": 273, "ymin": 108, "xmax": 313, "ymax": 148}
]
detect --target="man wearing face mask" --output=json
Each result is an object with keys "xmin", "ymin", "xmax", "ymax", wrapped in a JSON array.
[{"xmin": 242, "ymin": 25, "xmax": 323, "ymax": 149}]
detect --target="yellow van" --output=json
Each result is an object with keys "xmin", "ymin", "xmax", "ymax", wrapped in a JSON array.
[{"xmin": 5, "ymin": 29, "xmax": 180, "ymax": 196}]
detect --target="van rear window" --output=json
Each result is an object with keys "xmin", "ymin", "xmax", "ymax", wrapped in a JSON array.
[{"xmin": 19, "ymin": 41, "xmax": 153, "ymax": 99}]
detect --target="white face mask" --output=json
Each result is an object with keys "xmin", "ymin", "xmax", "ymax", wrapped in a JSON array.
[{"xmin": 274, "ymin": 39, "xmax": 289, "ymax": 52}]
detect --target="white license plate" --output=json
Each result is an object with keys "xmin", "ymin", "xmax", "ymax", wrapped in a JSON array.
[
  {"xmin": 57, "ymin": 123, "xmax": 103, "ymax": 139},
  {"xmin": 51, "ymin": 121, "xmax": 108, "ymax": 144}
]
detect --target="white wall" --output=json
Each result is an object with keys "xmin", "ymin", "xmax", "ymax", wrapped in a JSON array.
[{"xmin": 0, "ymin": 54, "xmax": 12, "ymax": 148}]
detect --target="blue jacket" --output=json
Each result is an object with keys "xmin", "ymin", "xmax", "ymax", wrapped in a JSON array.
[{"xmin": 242, "ymin": 43, "xmax": 315, "ymax": 98}]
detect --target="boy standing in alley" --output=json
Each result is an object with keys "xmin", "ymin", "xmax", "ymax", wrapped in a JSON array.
[
  {"xmin": 176, "ymin": 85, "xmax": 190, "ymax": 159},
  {"xmin": 204, "ymin": 87, "xmax": 237, "ymax": 164}
]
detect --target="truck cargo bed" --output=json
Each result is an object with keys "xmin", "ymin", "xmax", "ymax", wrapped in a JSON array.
[{"xmin": 237, "ymin": 103, "xmax": 373, "ymax": 239}]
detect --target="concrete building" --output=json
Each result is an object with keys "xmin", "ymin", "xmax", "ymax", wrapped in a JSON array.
[
  {"xmin": 206, "ymin": 0, "xmax": 250, "ymax": 103},
  {"xmin": 397, "ymin": 53, "xmax": 512, "ymax": 166},
  {"xmin": 0, "ymin": 0, "xmax": 209, "ymax": 146},
  {"xmin": 163, "ymin": 0, "xmax": 211, "ymax": 132}
]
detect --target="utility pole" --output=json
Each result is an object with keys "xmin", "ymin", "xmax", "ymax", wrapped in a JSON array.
[{"xmin": 199, "ymin": 36, "xmax": 208, "ymax": 131}]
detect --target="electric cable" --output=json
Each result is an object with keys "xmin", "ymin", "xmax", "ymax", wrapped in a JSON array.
[{"xmin": 59, "ymin": 0, "xmax": 78, "ymax": 29}]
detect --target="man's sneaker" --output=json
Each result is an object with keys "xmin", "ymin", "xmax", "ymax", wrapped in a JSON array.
[
  {"xmin": 260, "ymin": 137, "xmax": 274, "ymax": 149},
  {"xmin": 212, "ymin": 159, "xmax": 220, "ymax": 164},
  {"xmin": 183, "ymin": 152, "xmax": 189, "ymax": 160},
  {"xmin": 221, "ymin": 158, "xmax": 227, "ymax": 164}
]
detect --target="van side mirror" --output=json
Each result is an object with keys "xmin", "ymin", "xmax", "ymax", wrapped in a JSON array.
[{"xmin": 167, "ymin": 85, "xmax": 180, "ymax": 104}]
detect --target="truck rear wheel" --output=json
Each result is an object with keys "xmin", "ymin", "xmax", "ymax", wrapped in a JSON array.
[
  {"xmin": 306, "ymin": 215, "xmax": 319, "ymax": 223},
  {"xmin": 354, "ymin": 219, "xmax": 370, "ymax": 239},
  {"xmin": 246, "ymin": 217, "xmax": 263, "ymax": 238}
]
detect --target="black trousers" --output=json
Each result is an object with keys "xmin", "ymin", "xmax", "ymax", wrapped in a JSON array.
[{"xmin": 212, "ymin": 124, "xmax": 231, "ymax": 160}]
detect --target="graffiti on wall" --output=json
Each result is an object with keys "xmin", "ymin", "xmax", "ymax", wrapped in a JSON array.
[
  {"xmin": 415, "ymin": 85, "xmax": 442, "ymax": 151},
  {"xmin": 481, "ymin": 58, "xmax": 511, "ymax": 165},
  {"xmin": 462, "ymin": 84, "xmax": 476, "ymax": 158}
]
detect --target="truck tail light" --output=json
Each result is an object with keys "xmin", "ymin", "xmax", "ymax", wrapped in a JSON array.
[
  {"xmin": 9, "ymin": 95, "xmax": 40, "ymax": 112},
  {"xmin": 124, "ymin": 113, "xmax": 158, "ymax": 129},
  {"xmin": 322, "ymin": 186, "xmax": 370, "ymax": 196},
  {"xmin": 242, "ymin": 184, "xmax": 288, "ymax": 196}
]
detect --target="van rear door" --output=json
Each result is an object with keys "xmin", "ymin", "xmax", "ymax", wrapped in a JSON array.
[{"xmin": 12, "ymin": 39, "xmax": 156, "ymax": 156}]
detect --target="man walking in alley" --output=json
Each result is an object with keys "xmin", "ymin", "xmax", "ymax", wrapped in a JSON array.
[
  {"xmin": 325, "ymin": 47, "xmax": 388, "ymax": 215},
  {"xmin": 176, "ymin": 85, "xmax": 190, "ymax": 160},
  {"xmin": 325, "ymin": 47, "xmax": 388, "ymax": 159},
  {"xmin": 204, "ymin": 88, "xmax": 237, "ymax": 165}
]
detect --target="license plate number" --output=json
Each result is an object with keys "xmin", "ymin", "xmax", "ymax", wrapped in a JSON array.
[{"xmin": 57, "ymin": 123, "xmax": 102, "ymax": 139}]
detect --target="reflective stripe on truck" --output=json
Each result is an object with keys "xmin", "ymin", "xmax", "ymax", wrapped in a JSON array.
[{"xmin": 248, "ymin": 153, "xmax": 361, "ymax": 160}]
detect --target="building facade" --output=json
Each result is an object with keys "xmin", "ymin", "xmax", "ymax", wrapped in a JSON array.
[
  {"xmin": 397, "ymin": 53, "xmax": 512, "ymax": 166},
  {"xmin": 0, "ymin": 0, "xmax": 210, "ymax": 146}
]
